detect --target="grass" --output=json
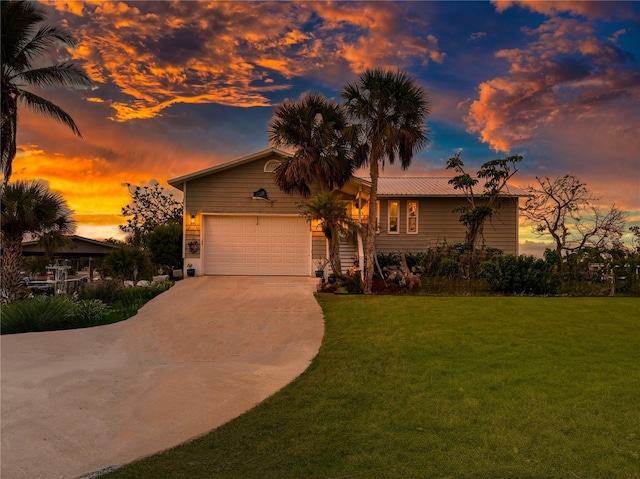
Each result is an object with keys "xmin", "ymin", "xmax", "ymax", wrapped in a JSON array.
[{"xmin": 104, "ymin": 296, "xmax": 639, "ymax": 479}]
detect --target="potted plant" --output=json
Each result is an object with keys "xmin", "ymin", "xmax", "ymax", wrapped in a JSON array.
[
  {"xmin": 314, "ymin": 258, "xmax": 329, "ymax": 281},
  {"xmin": 186, "ymin": 263, "xmax": 195, "ymax": 277}
]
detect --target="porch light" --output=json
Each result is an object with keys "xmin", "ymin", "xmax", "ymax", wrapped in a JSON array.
[{"xmin": 190, "ymin": 214, "xmax": 196, "ymax": 225}]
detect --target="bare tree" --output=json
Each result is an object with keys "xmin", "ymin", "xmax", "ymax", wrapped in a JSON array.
[{"xmin": 521, "ymin": 175, "xmax": 626, "ymax": 259}]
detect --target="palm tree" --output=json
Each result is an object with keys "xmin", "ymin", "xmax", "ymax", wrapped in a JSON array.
[
  {"xmin": 1, "ymin": 0, "xmax": 93, "ymax": 186},
  {"xmin": 1, "ymin": 180, "xmax": 76, "ymax": 303},
  {"xmin": 268, "ymin": 92, "xmax": 355, "ymax": 197},
  {"xmin": 299, "ymin": 192, "xmax": 356, "ymax": 276},
  {"xmin": 342, "ymin": 68, "xmax": 431, "ymax": 293},
  {"xmin": 101, "ymin": 244, "xmax": 153, "ymax": 282}
]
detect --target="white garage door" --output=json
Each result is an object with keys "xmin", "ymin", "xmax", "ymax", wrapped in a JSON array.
[{"xmin": 203, "ymin": 215, "xmax": 311, "ymax": 276}]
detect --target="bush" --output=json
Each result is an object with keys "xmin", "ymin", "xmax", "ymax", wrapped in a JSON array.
[
  {"xmin": 79, "ymin": 280, "xmax": 121, "ymax": 303},
  {"xmin": 2, "ymin": 282, "xmax": 173, "ymax": 334},
  {"xmin": 343, "ymin": 274, "xmax": 364, "ymax": 294},
  {"xmin": 1, "ymin": 296, "xmax": 76, "ymax": 334},
  {"xmin": 72, "ymin": 299, "xmax": 111, "ymax": 324},
  {"xmin": 481, "ymin": 254, "xmax": 559, "ymax": 295},
  {"xmin": 438, "ymin": 257, "xmax": 460, "ymax": 278},
  {"xmin": 116, "ymin": 282, "xmax": 171, "ymax": 309}
]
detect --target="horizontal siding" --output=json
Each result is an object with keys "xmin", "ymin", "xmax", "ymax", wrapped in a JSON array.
[
  {"xmin": 312, "ymin": 232, "xmax": 327, "ymax": 264},
  {"xmin": 376, "ymin": 197, "xmax": 518, "ymax": 254},
  {"xmin": 185, "ymin": 154, "xmax": 321, "ymax": 216}
]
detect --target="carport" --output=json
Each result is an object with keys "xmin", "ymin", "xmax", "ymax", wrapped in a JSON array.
[{"xmin": 21, "ymin": 234, "xmax": 117, "ymax": 283}]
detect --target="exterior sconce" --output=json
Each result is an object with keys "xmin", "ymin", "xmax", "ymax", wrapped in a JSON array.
[{"xmin": 190, "ymin": 214, "xmax": 196, "ymax": 225}]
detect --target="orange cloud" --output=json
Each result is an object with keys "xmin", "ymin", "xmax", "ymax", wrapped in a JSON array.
[
  {"xmin": 46, "ymin": 1, "xmax": 444, "ymax": 121},
  {"xmin": 465, "ymin": 16, "xmax": 640, "ymax": 153}
]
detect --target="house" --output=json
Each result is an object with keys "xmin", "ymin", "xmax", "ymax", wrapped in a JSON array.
[{"xmin": 168, "ymin": 148, "xmax": 528, "ymax": 277}]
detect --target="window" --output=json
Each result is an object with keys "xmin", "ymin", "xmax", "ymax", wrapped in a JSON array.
[
  {"xmin": 264, "ymin": 160, "xmax": 281, "ymax": 172},
  {"xmin": 388, "ymin": 200, "xmax": 399, "ymax": 234},
  {"xmin": 407, "ymin": 201, "xmax": 418, "ymax": 234}
]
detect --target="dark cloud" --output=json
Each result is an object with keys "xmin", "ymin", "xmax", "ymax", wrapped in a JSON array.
[{"xmin": 152, "ymin": 28, "xmax": 205, "ymax": 65}]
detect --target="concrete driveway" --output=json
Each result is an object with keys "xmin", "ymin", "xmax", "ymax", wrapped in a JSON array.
[{"xmin": 1, "ymin": 276, "xmax": 324, "ymax": 479}]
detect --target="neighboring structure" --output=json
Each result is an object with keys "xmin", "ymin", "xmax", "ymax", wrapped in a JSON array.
[
  {"xmin": 21, "ymin": 235, "xmax": 117, "ymax": 282},
  {"xmin": 168, "ymin": 148, "xmax": 528, "ymax": 277}
]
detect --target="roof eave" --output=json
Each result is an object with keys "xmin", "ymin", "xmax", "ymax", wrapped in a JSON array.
[{"xmin": 168, "ymin": 147, "xmax": 292, "ymax": 190}]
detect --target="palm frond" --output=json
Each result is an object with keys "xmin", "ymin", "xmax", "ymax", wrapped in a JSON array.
[
  {"xmin": 18, "ymin": 89, "xmax": 82, "ymax": 137},
  {"xmin": 14, "ymin": 63, "xmax": 92, "ymax": 88}
]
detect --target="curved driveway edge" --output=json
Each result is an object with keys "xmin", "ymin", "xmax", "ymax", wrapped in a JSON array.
[{"xmin": 1, "ymin": 276, "xmax": 324, "ymax": 479}]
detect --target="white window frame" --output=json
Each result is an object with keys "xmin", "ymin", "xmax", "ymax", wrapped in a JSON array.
[
  {"xmin": 388, "ymin": 200, "xmax": 399, "ymax": 234},
  {"xmin": 264, "ymin": 160, "xmax": 281, "ymax": 172},
  {"xmin": 407, "ymin": 201, "xmax": 418, "ymax": 234}
]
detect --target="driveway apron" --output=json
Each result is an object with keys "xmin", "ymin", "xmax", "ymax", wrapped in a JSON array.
[{"xmin": 1, "ymin": 276, "xmax": 324, "ymax": 479}]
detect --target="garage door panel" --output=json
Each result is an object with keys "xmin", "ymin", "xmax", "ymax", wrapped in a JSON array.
[{"xmin": 203, "ymin": 216, "xmax": 310, "ymax": 276}]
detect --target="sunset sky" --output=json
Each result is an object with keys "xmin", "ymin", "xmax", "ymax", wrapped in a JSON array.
[{"xmin": 12, "ymin": 0, "xmax": 640, "ymax": 254}]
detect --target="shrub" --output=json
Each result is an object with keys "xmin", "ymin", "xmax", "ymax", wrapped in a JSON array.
[
  {"xmin": 1, "ymin": 296, "xmax": 76, "ymax": 334},
  {"xmin": 343, "ymin": 274, "xmax": 364, "ymax": 294},
  {"xmin": 438, "ymin": 257, "xmax": 460, "ymax": 278},
  {"xmin": 79, "ymin": 280, "xmax": 121, "ymax": 303},
  {"xmin": 72, "ymin": 299, "xmax": 111, "ymax": 324},
  {"xmin": 481, "ymin": 254, "xmax": 559, "ymax": 295}
]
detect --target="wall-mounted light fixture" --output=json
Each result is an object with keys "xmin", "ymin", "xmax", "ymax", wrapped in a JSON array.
[{"xmin": 190, "ymin": 214, "xmax": 196, "ymax": 225}]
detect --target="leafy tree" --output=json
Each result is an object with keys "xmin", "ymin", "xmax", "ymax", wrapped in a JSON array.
[
  {"xmin": 1, "ymin": 0, "xmax": 93, "ymax": 186},
  {"xmin": 630, "ymin": 226, "xmax": 640, "ymax": 254},
  {"xmin": 521, "ymin": 175, "xmax": 626, "ymax": 263},
  {"xmin": 446, "ymin": 152, "xmax": 522, "ymax": 252},
  {"xmin": 145, "ymin": 223, "xmax": 183, "ymax": 276},
  {"xmin": 1, "ymin": 180, "xmax": 75, "ymax": 303},
  {"xmin": 101, "ymin": 244, "xmax": 153, "ymax": 282},
  {"xmin": 298, "ymin": 192, "xmax": 356, "ymax": 275},
  {"xmin": 342, "ymin": 68, "xmax": 431, "ymax": 293},
  {"xmin": 268, "ymin": 92, "xmax": 354, "ymax": 197},
  {"xmin": 120, "ymin": 182, "xmax": 183, "ymax": 246}
]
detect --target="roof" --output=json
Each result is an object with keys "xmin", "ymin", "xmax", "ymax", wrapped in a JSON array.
[
  {"xmin": 167, "ymin": 147, "xmax": 529, "ymax": 198},
  {"xmin": 21, "ymin": 235, "xmax": 118, "ymax": 257},
  {"xmin": 376, "ymin": 177, "xmax": 529, "ymax": 197},
  {"xmin": 168, "ymin": 148, "xmax": 292, "ymax": 190}
]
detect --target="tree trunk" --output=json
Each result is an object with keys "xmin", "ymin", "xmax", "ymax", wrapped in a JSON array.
[
  {"xmin": 364, "ymin": 159, "xmax": 379, "ymax": 294},
  {"xmin": 327, "ymin": 227, "xmax": 342, "ymax": 276},
  {"xmin": 1, "ymin": 235, "xmax": 24, "ymax": 304}
]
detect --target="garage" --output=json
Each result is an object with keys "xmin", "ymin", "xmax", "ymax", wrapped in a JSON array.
[{"xmin": 203, "ymin": 215, "xmax": 311, "ymax": 276}]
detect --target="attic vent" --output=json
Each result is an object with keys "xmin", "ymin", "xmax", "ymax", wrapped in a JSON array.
[{"xmin": 264, "ymin": 160, "xmax": 281, "ymax": 172}]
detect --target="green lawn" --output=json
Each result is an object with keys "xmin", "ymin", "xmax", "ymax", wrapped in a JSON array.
[{"xmin": 105, "ymin": 296, "xmax": 639, "ymax": 479}]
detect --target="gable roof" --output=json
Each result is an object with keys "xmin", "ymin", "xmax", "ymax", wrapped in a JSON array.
[
  {"xmin": 167, "ymin": 148, "xmax": 529, "ymax": 198},
  {"xmin": 168, "ymin": 148, "xmax": 292, "ymax": 190},
  {"xmin": 377, "ymin": 177, "xmax": 529, "ymax": 197}
]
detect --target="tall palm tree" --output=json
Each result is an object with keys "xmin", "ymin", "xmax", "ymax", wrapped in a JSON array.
[
  {"xmin": 1, "ymin": 180, "xmax": 75, "ymax": 303},
  {"xmin": 1, "ymin": 0, "xmax": 93, "ymax": 186},
  {"xmin": 299, "ymin": 192, "xmax": 355, "ymax": 276},
  {"xmin": 268, "ymin": 92, "xmax": 354, "ymax": 197},
  {"xmin": 342, "ymin": 68, "xmax": 431, "ymax": 293}
]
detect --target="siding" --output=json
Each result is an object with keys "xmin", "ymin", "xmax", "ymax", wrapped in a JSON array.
[
  {"xmin": 312, "ymin": 232, "xmax": 327, "ymax": 266},
  {"xmin": 185, "ymin": 155, "xmax": 321, "ymax": 216},
  {"xmin": 376, "ymin": 197, "xmax": 519, "ymax": 254}
]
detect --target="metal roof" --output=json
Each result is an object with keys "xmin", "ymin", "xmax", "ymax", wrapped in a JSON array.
[
  {"xmin": 376, "ymin": 177, "xmax": 529, "ymax": 197},
  {"xmin": 167, "ymin": 147, "xmax": 529, "ymax": 197}
]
